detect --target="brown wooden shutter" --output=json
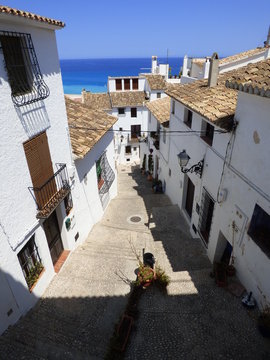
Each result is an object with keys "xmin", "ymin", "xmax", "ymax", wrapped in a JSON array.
[
  {"xmin": 116, "ymin": 79, "xmax": 122, "ymax": 91},
  {"xmin": 132, "ymin": 78, "xmax": 138, "ymax": 90},
  {"xmin": 124, "ymin": 79, "xmax": 130, "ymax": 90},
  {"xmin": 24, "ymin": 132, "xmax": 56, "ymax": 208}
]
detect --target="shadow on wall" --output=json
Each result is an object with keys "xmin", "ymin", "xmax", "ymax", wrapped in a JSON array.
[
  {"xmin": 15, "ymin": 100, "xmax": 50, "ymax": 138},
  {"xmin": 0, "ymin": 268, "xmax": 37, "ymax": 336}
]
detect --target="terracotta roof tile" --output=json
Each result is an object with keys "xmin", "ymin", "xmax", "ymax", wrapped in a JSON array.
[
  {"xmin": 146, "ymin": 97, "xmax": 171, "ymax": 127},
  {"xmin": 65, "ymin": 97, "xmax": 117, "ymax": 159},
  {"xmin": 110, "ymin": 91, "xmax": 147, "ymax": 107},
  {"xmin": 165, "ymin": 70, "xmax": 241, "ymax": 130},
  {"xmin": 225, "ymin": 58, "xmax": 270, "ymax": 97},
  {"xmin": 220, "ymin": 47, "xmax": 268, "ymax": 65},
  {"xmin": 0, "ymin": 5, "xmax": 65, "ymax": 28},
  {"xmin": 82, "ymin": 91, "xmax": 112, "ymax": 110},
  {"xmin": 145, "ymin": 74, "xmax": 167, "ymax": 90}
]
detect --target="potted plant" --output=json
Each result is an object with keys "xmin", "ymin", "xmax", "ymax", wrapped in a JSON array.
[
  {"xmin": 258, "ymin": 306, "xmax": 270, "ymax": 338},
  {"xmin": 136, "ymin": 263, "xmax": 156, "ymax": 288},
  {"xmin": 141, "ymin": 154, "xmax": 146, "ymax": 175},
  {"xmin": 147, "ymin": 153, "xmax": 153, "ymax": 181}
]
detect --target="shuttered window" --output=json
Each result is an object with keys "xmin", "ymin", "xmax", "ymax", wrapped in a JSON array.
[
  {"xmin": 24, "ymin": 132, "xmax": 55, "ymax": 207},
  {"xmin": 115, "ymin": 79, "xmax": 122, "ymax": 91},
  {"xmin": 132, "ymin": 78, "xmax": 138, "ymax": 90},
  {"xmin": 124, "ymin": 79, "xmax": 130, "ymax": 90},
  {"xmin": 198, "ymin": 188, "xmax": 215, "ymax": 245}
]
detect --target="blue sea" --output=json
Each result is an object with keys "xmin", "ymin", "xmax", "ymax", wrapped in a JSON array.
[{"xmin": 60, "ymin": 57, "xmax": 183, "ymax": 94}]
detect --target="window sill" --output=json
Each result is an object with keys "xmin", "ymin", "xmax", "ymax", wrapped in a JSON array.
[{"xmin": 29, "ymin": 268, "xmax": 45, "ymax": 293}]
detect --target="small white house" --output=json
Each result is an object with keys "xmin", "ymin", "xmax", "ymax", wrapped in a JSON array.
[
  {"xmin": 65, "ymin": 98, "xmax": 118, "ymax": 241},
  {"xmin": 165, "ymin": 56, "xmax": 270, "ymax": 307}
]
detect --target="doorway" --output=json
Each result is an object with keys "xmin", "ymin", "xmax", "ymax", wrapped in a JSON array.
[
  {"xmin": 185, "ymin": 177, "xmax": 195, "ymax": 219},
  {"xmin": 131, "ymin": 125, "xmax": 141, "ymax": 139},
  {"xmin": 43, "ymin": 211, "xmax": 64, "ymax": 265}
]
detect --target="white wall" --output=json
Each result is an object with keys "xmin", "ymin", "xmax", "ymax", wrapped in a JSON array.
[{"xmin": 0, "ymin": 19, "xmax": 77, "ymax": 333}]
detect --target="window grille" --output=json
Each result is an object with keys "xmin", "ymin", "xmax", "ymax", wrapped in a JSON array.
[
  {"xmin": 0, "ymin": 31, "xmax": 49, "ymax": 106},
  {"xmin": 96, "ymin": 152, "xmax": 115, "ymax": 195},
  {"xmin": 17, "ymin": 235, "xmax": 43, "ymax": 289},
  {"xmin": 198, "ymin": 187, "xmax": 215, "ymax": 244}
]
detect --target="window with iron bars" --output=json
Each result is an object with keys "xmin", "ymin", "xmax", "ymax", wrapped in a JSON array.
[
  {"xmin": 198, "ymin": 188, "xmax": 215, "ymax": 245},
  {"xmin": 17, "ymin": 235, "xmax": 44, "ymax": 290},
  {"xmin": 0, "ymin": 31, "xmax": 49, "ymax": 107}
]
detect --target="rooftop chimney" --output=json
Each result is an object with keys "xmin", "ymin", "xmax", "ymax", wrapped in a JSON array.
[
  {"xmin": 265, "ymin": 26, "xmax": 270, "ymax": 47},
  {"xmin": 208, "ymin": 52, "xmax": 219, "ymax": 87},
  {"xmin": 152, "ymin": 56, "xmax": 158, "ymax": 74}
]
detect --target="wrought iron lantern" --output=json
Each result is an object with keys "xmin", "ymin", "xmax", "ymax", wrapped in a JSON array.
[{"xmin": 177, "ymin": 150, "xmax": 204, "ymax": 178}]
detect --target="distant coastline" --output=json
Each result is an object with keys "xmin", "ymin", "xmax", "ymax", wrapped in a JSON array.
[{"xmin": 60, "ymin": 57, "xmax": 183, "ymax": 94}]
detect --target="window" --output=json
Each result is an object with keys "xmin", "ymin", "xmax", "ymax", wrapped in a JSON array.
[
  {"xmin": 157, "ymin": 93, "xmax": 161, "ymax": 99},
  {"xmin": 201, "ymin": 120, "xmax": 214, "ymax": 146},
  {"xmin": 118, "ymin": 108, "xmax": 125, "ymax": 115},
  {"xmin": 0, "ymin": 31, "xmax": 49, "ymax": 106},
  {"xmin": 125, "ymin": 146, "xmax": 131, "ymax": 154},
  {"xmin": 119, "ymin": 127, "xmax": 123, "ymax": 131},
  {"xmin": 18, "ymin": 235, "xmax": 43, "ymax": 290},
  {"xmin": 64, "ymin": 193, "xmax": 73, "ymax": 216},
  {"xmin": 124, "ymin": 79, "xmax": 130, "ymax": 90},
  {"xmin": 171, "ymin": 100, "xmax": 175, "ymax": 114},
  {"xmin": 96, "ymin": 152, "xmax": 115, "ymax": 195},
  {"xmin": 133, "ymin": 147, "xmax": 137, "ymax": 151},
  {"xmin": 248, "ymin": 204, "xmax": 270, "ymax": 258},
  {"xmin": 184, "ymin": 109, "xmax": 193, "ymax": 128},
  {"xmin": 96, "ymin": 158, "xmax": 104, "ymax": 190},
  {"xmin": 131, "ymin": 124, "xmax": 141, "ymax": 138},
  {"xmin": 169, "ymin": 168, "xmax": 171, "ymax": 177},
  {"xmin": 131, "ymin": 107, "xmax": 137, "ymax": 118},
  {"xmin": 163, "ymin": 129, "xmax": 166, "ymax": 144},
  {"xmin": 115, "ymin": 79, "xmax": 122, "ymax": 91},
  {"xmin": 132, "ymin": 78, "xmax": 138, "ymax": 90},
  {"xmin": 198, "ymin": 188, "xmax": 215, "ymax": 245}
]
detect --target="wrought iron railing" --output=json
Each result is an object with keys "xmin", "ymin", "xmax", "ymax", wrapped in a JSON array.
[{"xmin": 29, "ymin": 163, "xmax": 70, "ymax": 218}]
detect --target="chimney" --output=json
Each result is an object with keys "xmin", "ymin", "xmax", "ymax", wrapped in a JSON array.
[
  {"xmin": 152, "ymin": 56, "xmax": 158, "ymax": 74},
  {"xmin": 265, "ymin": 25, "xmax": 270, "ymax": 47},
  {"xmin": 208, "ymin": 52, "xmax": 219, "ymax": 87}
]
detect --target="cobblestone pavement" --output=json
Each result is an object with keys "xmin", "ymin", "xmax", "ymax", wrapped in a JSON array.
[{"xmin": 1, "ymin": 165, "xmax": 270, "ymax": 359}]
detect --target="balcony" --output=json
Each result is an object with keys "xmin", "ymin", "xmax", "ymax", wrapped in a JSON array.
[{"xmin": 29, "ymin": 164, "xmax": 70, "ymax": 219}]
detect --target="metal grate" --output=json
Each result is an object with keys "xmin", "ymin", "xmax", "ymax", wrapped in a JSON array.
[
  {"xmin": 198, "ymin": 187, "xmax": 215, "ymax": 244},
  {"xmin": 0, "ymin": 31, "xmax": 49, "ymax": 106},
  {"xmin": 97, "ymin": 152, "xmax": 115, "ymax": 195}
]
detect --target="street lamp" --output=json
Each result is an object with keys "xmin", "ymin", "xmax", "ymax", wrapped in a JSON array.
[{"xmin": 177, "ymin": 150, "xmax": 204, "ymax": 178}]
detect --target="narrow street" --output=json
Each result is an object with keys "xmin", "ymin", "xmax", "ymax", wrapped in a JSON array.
[{"xmin": 0, "ymin": 165, "xmax": 269, "ymax": 359}]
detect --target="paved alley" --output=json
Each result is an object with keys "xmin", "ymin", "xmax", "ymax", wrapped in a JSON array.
[{"xmin": 0, "ymin": 165, "xmax": 269, "ymax": 359}]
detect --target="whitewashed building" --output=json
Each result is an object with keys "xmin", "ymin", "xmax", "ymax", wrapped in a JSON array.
[
  {"xmin": 164, "ymin": 57, "xmax": 270, "ymax": 307},
  {"xmin": 181, "ymin": 45, "xmax": 270, "ymax": 84}
]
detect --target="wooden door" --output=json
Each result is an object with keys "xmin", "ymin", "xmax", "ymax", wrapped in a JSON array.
[
  {"xmin": 43, "ymin": 211, "xmax": 64, "ymax": 265},
  {"xmin": 185, "ymin": 177, "xmax": 195, "ymax": 219},
  {"xmin": 24, "ymin": 132, "xmax": 56, "ymax": 209},
  {"xmin": 131, "ymin": 125, "xmax": 141, "ymax": 138}
]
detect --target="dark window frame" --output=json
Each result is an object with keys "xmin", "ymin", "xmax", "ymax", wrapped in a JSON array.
[
  {"xmin": 18, "ymin": 235, "xmax": 43, "ymax": 290},
  {"xmin": 131, "ymin": 107, "xmax": 137, "ymax": 118},
  {"xmin": 115, "ymin": 79, "xmax": 122, "ymax": 91},
  {"xmin": 132, "ymin": 78, "xmax": 138, "ymax": 90},
  {"xmin": 171, "ymin": 100, "xmax": 175, "ymax": 114},
  {"xmin": 124, "ymin": 79, "xmax": 130, "ymax": 90},
  {"xmin": 201, "ymin": 120, "xmax": 214, "ymax": 146},
  {"xmin": 118, "ymin": 108, "xmax": 125, "ymax": 115},
  {"xmin": 125, "ymin": 145, "xmax": 131, "ymax": 154},
  {"xmin": 198, "ymin": 188, "xmax": 215, "ymax": 245},
  {"xmin": 157, "ymin": 92, "xmax": 161, "ymax": 99},
  {"xmin": 0, "ymin": 31, "xmax": 49, "ymax": 106},
  {"xmin": 184, "ymin": 109, "xmax": 193, "ymax": 128},
  {"xmin": 248, "ymin": 204, "xmax": 270, "ymax": 258}
]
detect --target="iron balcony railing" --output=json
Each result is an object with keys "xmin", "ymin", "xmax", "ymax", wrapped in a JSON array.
[{"xmin": 29, "ymin": 163, "xmax": 70, "ymax": 219}]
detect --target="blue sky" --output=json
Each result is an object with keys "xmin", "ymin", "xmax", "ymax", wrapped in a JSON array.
[{"xmin": 4, "ymin": 0, "xmax": 270, "ymax": 59}]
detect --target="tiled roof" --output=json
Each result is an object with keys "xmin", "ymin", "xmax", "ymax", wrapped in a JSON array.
[
  {"xmin": 0, "ymin": 5, "xmax": 65, "ymax": 28},
  {"xmin": 146, "ymin": 97, "xmax": 171, "ymax": 127},
  {"xmin": 65, "ymin": 98, "xmax": 117, "ymax": 159},
  {"xmin": 82, "ymin": 91, "xmax": 112, "ymax": 110},
  {"xmin": 225, "ymin": 59, "xmax": 270, "ymax": 97},
  {"xmin": 166, "ymin": 71, "xmax": 239, "ymax": 130},
  {"xmin": 145, "ymin": 74, "xmax": 167, "ymax": 90},
  {"xmin": 110, "ymin": 91, "xmax": 147, "ymax": 107},
  {"xmin": 220, "ymin": 47, "xmax": 268, "ymax": 66}
]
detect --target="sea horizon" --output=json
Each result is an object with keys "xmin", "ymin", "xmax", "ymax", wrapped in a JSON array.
[{"xmin": 60, "ymin": 57, "xmax": 184, "ymax": 95}]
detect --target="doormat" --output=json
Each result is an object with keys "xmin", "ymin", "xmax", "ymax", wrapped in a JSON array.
[{"xmin": 226, "ymin": 280, "xmax": 246, "ymax": 298}]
